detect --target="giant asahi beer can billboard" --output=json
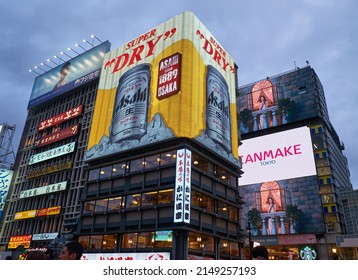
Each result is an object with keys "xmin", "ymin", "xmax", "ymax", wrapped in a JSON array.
[{"xmin": 85, "ymin": 11, "xmax": 240, "ymax": 167}]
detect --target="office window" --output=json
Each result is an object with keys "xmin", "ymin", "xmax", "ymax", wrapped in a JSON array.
[
  {"xmin": 141, "ymin": 191, "xmax": 158, "ymax": 206},
  {"xmin": 88, "ymin": 169, "xmax": 100, "ymax": 182},
  {"xmin": 95, "ymin": 199, "xmax": 108, "ymax": 213},
  {"xmin": 126, "ymin": 194, "xmax": 141, "ymax": 208},
  {"xmin": 107, "ymin": 197, "xmax": 123, "ymax": 211}
]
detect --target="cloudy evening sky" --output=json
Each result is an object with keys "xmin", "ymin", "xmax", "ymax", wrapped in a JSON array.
[{"xmin": 0, "ymin": 0, "xmax": 357, "ymax": 188}]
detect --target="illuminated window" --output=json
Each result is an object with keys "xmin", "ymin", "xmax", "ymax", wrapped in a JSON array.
[
  {"xmin": 129, "ymin": 158, "xmax": 144, "ymax": 173},
  {"xmin": 122, "ymin": 233, "xmax": 138, "ymax": 248},
  {"xmin": 95, "ymin": 199, "xmax": 108, "ymax": 213},
  {"xmin": 144, "ymin": 154, "xmax": 160, "ymax": 170},
  {"xmin": 78, "ymin": 236, "xmax": 90, "ymax": 249},
  {"xmin": 137, "ymin": 232, "xmax": 154, "ymax": 248},
  {"xmin": 107, "ymin": 197, "xmax": 122, "ymax": 211},
  {"xmin": 141, "ymin": 191, "xmax": 158, "ymax": 206},
  {"xmin": 159, "ymin": 150, "xmax": 177, "ymax": 166},
  {"xmin": 126, "ymin": 194, "xmax": 141, "ymax": 208},
  {"xmin": 83, "ymin": 201, "xmax": 95, "ymax": 215},
  {"xmin": 99, "ymin": 166, "xmax": 112, "ymax": 180},
  {"xmin": 112, "ymin": 163, "xmax": 127, "ymax": 176},
  {"xmin": 89, "ymin": 235, "xmax": 103, "ymax": 249},
  {"xmin": 158, "ymin": 189, "xmax": 174, "ymax": 204},
  {"xmin": 102, "ymin": 234, "xmax": 117, "ymax": 249}
]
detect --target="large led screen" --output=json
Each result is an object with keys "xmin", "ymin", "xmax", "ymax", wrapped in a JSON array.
[
  {"xmin": 239, "ymin": 126, "xmax": 317, "ymax": 186},
  {"xmin": 84, "ymin": 11, "xmax": 240, "ymax": 167}
]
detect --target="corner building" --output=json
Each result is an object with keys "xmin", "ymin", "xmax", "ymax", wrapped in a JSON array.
[
  {"xmin": 1, "ymin": 12, "xmax": 244, "ymax": 260},
  {"xmin": 237, "ymin": 66, "xmax": 354, "ymax": 259}
]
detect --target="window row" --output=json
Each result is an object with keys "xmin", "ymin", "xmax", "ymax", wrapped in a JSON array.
[
  {"xmin": 88, "ymin": 151, "xmax": 238, "ymax": 186},
  {"xmin": 83, "ymin": 189, "xmax": 238, "ymax": 221},
  {"xmin": 82, "ymin": 189, "xmax": 174, "ymax": 214},
  {"xmin": 78, "ymin": 230, "xmax": 239, "ymax": 256}
]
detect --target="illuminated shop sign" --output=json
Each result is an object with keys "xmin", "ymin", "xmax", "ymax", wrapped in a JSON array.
[
  {"xmin": 19, "ymin": 181, "xmax": 67, "ymax": 199},
  {"xmin": 26, "ymin": 161, "xmax": 72, "ymax": 179},
  {"xmin": 85, "ymin": 12, "xmax": 239, "ymax": 168},
  {"xmin": 28, "ymin": 42, "xmax": 110, "ymax": 109},
  {"xmin": 0, "ymin": 169, "xmax": 13, "ymax": 219},
  {"xmin": 15, "ymin": 206, "xmax": 61, "ymax": 220},
  {"xmin": 14, "ymin": 210, "xmax": 37, "ymax": 220},
  {"xmin": 36, "ymin": 124, "xmax": 79, "ymax": 147},
  {"xmin": 38, "ymin": 105, "xmax": 82, "ymax": 131},
  {"xmin": 82, "ymin": 252, "xmax": 170, "ymax": 260},
  {"xmin": 32, "ymin": 232, "xmax": 59, "ymax": 241},
  {"xmin": 37, "ymin": 206, "xmax": 61, "ymax": 217},
  {"xmin": 8, "ymin": 235, "xmax": 32, "ymax": 249},
  {"xmin": 174, "ymin": 149, "xmax": 191, "ymax": 223},
  {"xmin": 239, "ymin": 126, "xmax": 316, "ymax": 186},
  {"xmin": 299, "ymin": 245, "xmax": 317, "ymax": 260},
  {"xmin": 29, "ymin": 142, "xmax": 76, "ymax": 165}
]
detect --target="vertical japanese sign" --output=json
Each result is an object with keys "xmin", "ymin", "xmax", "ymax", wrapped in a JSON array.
[
  {"xmin": 174, "ymin": 149, "xmax": 191, "ymax": 223},
  {"xmin": 0, "ymin": 169, "xmax": 13, "ymax": 219}
]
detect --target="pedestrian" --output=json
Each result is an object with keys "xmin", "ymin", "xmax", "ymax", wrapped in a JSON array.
[
  {"xmin": 251, "ymin": 245, "xmax": 269, "ymax": 260},
  {"xmin": 58, "ymin": 241, "xmax": 83, "ymax": 260},
  {"xmin": 26, "ymin": 250, "xmax": 48, "ymax": 260}
]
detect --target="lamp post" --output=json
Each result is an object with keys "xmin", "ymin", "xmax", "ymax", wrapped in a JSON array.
[{"xmin": 246, "ymin": 221, "xmax": 253, "ymax": 259}]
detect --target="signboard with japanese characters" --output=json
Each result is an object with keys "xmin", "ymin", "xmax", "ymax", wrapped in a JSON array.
[
  {"xmin": 8, "ymin": 235, "xmax": 32, "ymax": 249},
  {"xmin": 19, "ymin": 181, "xmax": 67, "ymax": 199},
  {"xmin": 0, "ymin": 169, "xmax": 13, "ymax": 219},
  {"xmin": 28, "ymin": 142, "xmax": 76, "ymax": 165},
  {"xmin": 35, "ymin": 124, "xmax": 79, "ymax": 147},
  {"xmin": 38, "ymin": 105, "xmax": 82, "ymax": 131},
  {"xmin": 82, "ymin": 252, "xmax": 170, "ymax": 260},
  {"xmin": 174, "ymin": 149, "xmax": 191, "ymax": 223}
]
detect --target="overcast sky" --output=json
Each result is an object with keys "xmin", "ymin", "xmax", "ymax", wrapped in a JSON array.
[{"xmin": 1, "ymin": 0, "xmax": 357, "ymax": 189}]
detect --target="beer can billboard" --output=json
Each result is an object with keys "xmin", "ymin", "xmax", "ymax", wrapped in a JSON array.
[{"xmin": 85, "ymin": 11, "xmax": 239, "ymax": 166}]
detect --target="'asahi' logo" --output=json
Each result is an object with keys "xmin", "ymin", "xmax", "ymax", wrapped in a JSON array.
[
  {"xmin": 117, "ymin": 88, "xmax": 147, "ymax": 111},
  {"xmin": 207, "ymin": 90, "xmax": 229, "ymax": 118}
]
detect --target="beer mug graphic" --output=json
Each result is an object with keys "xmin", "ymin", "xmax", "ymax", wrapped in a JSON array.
[{"xmin": 110, "ymin": 64, "xmax": 151, "ymax": 143}]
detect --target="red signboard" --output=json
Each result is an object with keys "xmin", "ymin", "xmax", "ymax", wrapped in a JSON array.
[
  {"xmin": 156, "ymin": 52, "xmax": 181, "ymax": 100},
  {"xmin": 36, "ymin": 124, "xmax": 79, "ymax": 147},
  {"xmin": 8, "ymin": 235, "xmax": 32, "ymax": 249},
  {"xmin": 38, "ymin": 105, "xmax": 82, "ymax": 131}
]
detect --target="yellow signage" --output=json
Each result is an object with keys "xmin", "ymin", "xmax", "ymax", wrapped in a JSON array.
[{"xmin": 85, "ymin": 12, "xmax": 239, "ymax": 167}]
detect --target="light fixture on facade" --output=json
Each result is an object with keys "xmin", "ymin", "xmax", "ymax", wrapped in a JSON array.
[
  {"xmin": 34, "ymin": 65, "xmax": 45, "ymax": 72},
  {"xmin": 75, "ymin": 43, "xmax": 87, "ymax": 51},
  {"xmin": 83, "ymin": 39, "xmax": 93, "ymax": 47},
  {"xmin": 47, "ymin": 58, "xmax": 59, "ymax": 65},
  {"xmin": 54, "ymin": 55, "xmax": 65, "ymax": 63},
  {"xmin": 28, "ymin": 69, "xmax": 40, "ymax": 75},
  {"xmin": 68, "ymin": 47, "xmax": 80, "ymax": 55},
  {"xmin": 60, "ymin": 51, "xmax": 72, "ymax": 59},
  {"xmin": 91, "ymin": 34, "xmax": 103, "ymax": 43},
  {"xmin": 40, "ymin": 62, "xmax": 52, "ymax": 69}
]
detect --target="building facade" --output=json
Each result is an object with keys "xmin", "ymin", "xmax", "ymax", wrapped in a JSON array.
[
  {"xmin": 237, "ymin": 66, "xmax": 354, "ymax": 259},
  {"xmin": 0, "ymin": 12, "xmax": 245, "ymax": 260}
]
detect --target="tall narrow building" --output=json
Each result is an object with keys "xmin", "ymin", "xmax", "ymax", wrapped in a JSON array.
[{"xmin": 237, "ymin": 66, "xmax": 353, "ymax": 259}]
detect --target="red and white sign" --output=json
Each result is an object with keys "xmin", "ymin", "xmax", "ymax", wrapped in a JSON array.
[
  {"xmin": 157, "ymin": 52, "xmax": 181, "ymax": 100},
  {"xmin": 36, "ymin": 124, "xmax": 79, "ymax": 147},
  {"xmin": 174, "ymin": 149, "xmax": 191, "ymax": 223},
  {"xmin": 239, "ymin": 126, "xmax": 317, "ymax": 185},
  {"xmin": 38, "ymin": 105, "xmax": 82, "ymax": 131},
  {"xmin": 81, "ymin": 252, "xmax": 170, "ymax": 260}
]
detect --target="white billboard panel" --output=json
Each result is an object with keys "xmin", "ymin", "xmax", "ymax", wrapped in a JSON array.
[{"xmin": 239, "ymin": 126, "xmax": 316, "ymax": 186}]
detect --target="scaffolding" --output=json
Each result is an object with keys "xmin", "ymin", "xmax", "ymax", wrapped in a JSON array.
[{"xmin": 0, "ymin": 123, "xmax": 16, "ymax": 170}]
